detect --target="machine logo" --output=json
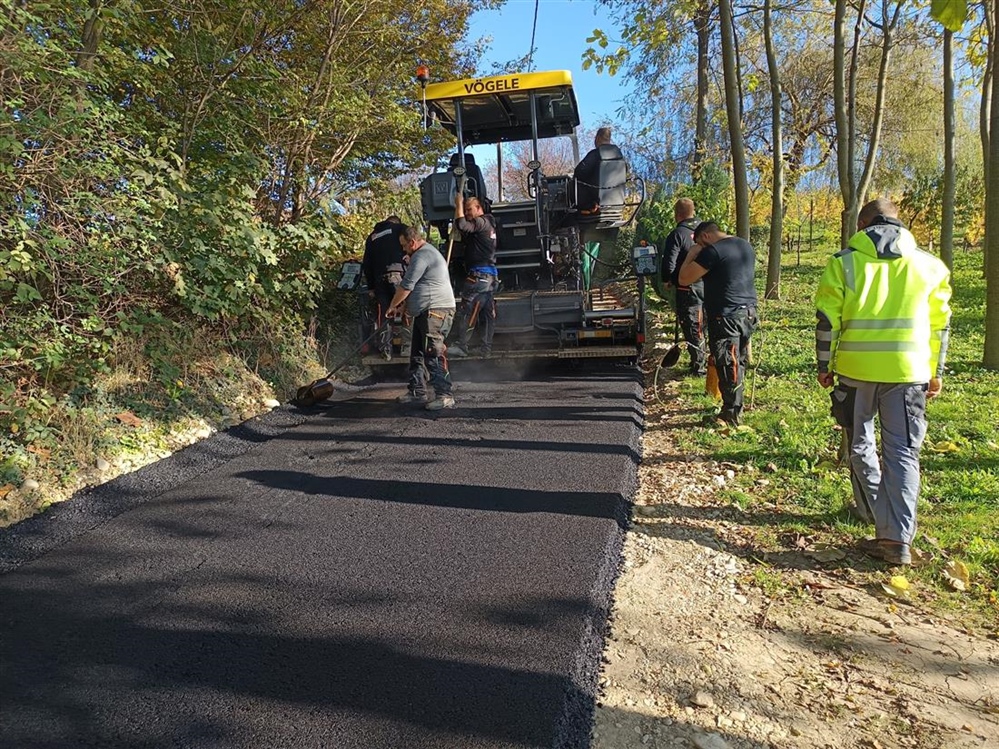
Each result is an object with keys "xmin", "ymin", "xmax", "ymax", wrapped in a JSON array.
[{"xmin": 463, "ymin": 77, "xmax": 521, "ymax": 94}]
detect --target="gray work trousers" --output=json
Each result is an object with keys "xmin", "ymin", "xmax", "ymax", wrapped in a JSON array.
[{"xmin": 830, "ymin": 379, "xmax": 928, "ymax": 544}]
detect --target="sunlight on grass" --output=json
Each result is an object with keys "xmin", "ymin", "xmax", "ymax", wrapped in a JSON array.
[{"xmin": 666, "ymin": 246, "xmax": 999, "ymax": 623}]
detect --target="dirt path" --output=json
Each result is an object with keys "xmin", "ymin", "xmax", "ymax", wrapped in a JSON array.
[{"xmin": 591, "ymin": 376, "xmax": 999, "ymax": 749}]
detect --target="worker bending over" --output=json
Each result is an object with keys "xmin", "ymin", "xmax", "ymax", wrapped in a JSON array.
[
  {"xmin": 361, "ymin": 215, "xmax": 409, "ymax": 360},
  {"xmin": 679, "ymin": 222, "xmax": 758, "ymax": 427},
  {"xmin": 388, "ymin": 225, "xmax": 457, "ymax": 410}
]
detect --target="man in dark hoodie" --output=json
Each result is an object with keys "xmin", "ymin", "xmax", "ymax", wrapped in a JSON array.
[
  {"xmin": 815, "ymin": 198, "xmax": 952, "ymax": 566},
  {"xmin": 661, "ymin": 198, "xmax": 706, "ymax": 375},
  {"xmin": 361, "ymin": 215, "xmax": 409, "ymax": 359}
]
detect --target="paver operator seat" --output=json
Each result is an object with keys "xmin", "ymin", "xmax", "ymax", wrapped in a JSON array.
[
  {"xmin": 574, "ymin": 144, "xmax": 628, "ymax": 231},
  {"xmin": 449, "ymin": 152, "xmax": 488, "ymax": 204}
]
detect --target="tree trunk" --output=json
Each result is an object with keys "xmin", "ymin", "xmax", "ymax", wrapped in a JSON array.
[
  {"xmin": 941, "ymin": 29, "xmax": 956, "ymax": 269},
  {"xmin": 987, "ymin": 0, "xmax": 999, "ymax": 368},
  {"xmin": 719, "ymin": 0, "xmax": 750, "ymax": 239},
  {"xmin": 76, "ymin": 0, "xmax": 103, "ymax": 73},
  {"xmin": 693, "ymin": 1, "xmax": 711, "ymax": 185},
  {"xmin": 764, "ymin": 0, "xmax": 783, "ymax": 299},
  {"xmin": 855, "ymin": 0, "xmax": 902, "ymax": 209},
  {"xmin": 75, "ymin": 0, "xmax": 104, "ymax": 112},
  {"xmin": 983, "ymin": 0, "xmax": 994, "ymax": 277},
  {"xmin": 833, "ymin": 0, "xmax": 854, "ymax": 245}
]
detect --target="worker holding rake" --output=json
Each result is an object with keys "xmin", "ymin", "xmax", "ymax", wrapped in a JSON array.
[{"xmin": 388, "ymin": 225, "xmax": 457, "ymax": 411}]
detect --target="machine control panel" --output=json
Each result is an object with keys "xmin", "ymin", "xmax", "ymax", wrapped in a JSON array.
[{"xmin": 632, "ymin": 244, "xmax": 657, "ymax": 276}]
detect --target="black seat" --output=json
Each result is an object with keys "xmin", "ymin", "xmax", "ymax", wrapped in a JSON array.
[
  {"xmin": 449, "ymin": 153, "xmax": 488, "ymax": 202},
  {"xmin": 575, "ymin": 147, "xmax": 627, "ymax": 230}
]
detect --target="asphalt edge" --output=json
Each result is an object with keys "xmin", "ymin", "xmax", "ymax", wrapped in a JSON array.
[
  {"xmin": 553, "ymin": 373, "xmax": 644, "ymax": 749},
  {"xmin": 0, "ymin": 405, "xmax": 313, "ymax": 575}
]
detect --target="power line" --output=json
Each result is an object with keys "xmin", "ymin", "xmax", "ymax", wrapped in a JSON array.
[{"xmin": 527, "ymin": 0, "xmax": 539, "ymax": 71}]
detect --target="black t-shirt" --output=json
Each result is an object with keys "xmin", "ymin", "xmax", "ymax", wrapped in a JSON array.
[
  {"xmin": 361, "ymin": 220, "xmax": 405, "ymax": 287},
  {"xmin": 694, "ymin": 236, "xmax": 758, "ymax": 316},
  {"xmin": 455, "ymin": 214, "xmax": 497, "ymax": 269},
  {"xmin": 662, "ymin": 217, "xmax": 701, "ymax": 289}
]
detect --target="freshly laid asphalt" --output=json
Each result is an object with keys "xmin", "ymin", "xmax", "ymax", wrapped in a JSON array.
[{"xmin": 0, "ymin": 361, "xmax": 642, "ymax": 749}]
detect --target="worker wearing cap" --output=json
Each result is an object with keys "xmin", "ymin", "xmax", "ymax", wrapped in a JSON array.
[
  {"xmin": 361, "ymin": 215, "xmax": 410, "ymax": 360},
  {"xmin": 388, "ymin": 225, "xmax": 457, "ymax": 410},
  {"xmin": 661, "ymin": 198, "xmax": 706, "ymax": 376},
  {"xmin": 679, "ymin": 221, "xmax": 758, "ymax": 427},
  {"xmin": 448, "ymin": 195, "xmax": 498, "ymax": 358},
  {"xmin": 815, "ymin": 198, "xmax": 951, "ymax": 566}
]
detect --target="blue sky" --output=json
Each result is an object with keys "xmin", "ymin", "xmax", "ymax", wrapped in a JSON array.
[{"xmin": 465, "ymin": 1, "xmax": 633, "ymax": 128}]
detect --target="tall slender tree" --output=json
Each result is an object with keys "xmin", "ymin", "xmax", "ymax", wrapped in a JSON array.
[
  {"xmin": 941, "ymin": 28, "xmax": 956, "ymax": 268},
  {"xmin": 763, "ymin": 0, "xmax": 784, "ymax": 298},
  {"xmin": 719, "ymin": 0, "xmax": 750, "ymax": 239},
  {"xmin": 989, "ymin": 0, "xmax": 999, "ymax": 368},
  {"xmin": 834, "ymin": 0, "xmax": 904, "ymax": 245},
  {"xmin": 694, "ymin": 1, "xmax": 713, "ymax": 184}
]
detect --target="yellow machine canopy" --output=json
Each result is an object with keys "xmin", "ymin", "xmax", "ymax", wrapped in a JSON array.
[{"xmin": 423, "ymin": 70, "xmax": 580, "ymax": 145}]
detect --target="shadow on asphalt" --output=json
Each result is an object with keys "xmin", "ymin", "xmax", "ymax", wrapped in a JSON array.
[
  {"xmin": 301, "ymin": 432, "xmax": 642, "ymax": 463},
  {"xmin": 237, "ymin": 471, "xmax": 630, "ymax": 531},
  {"xmin": 1, "ymin": 358, "xmax": 641, "ymax": 748},
  {"xmin": 301, "ymin": 397, "xmax": 644, "ymax": 430},
  {"xmin": 0, "ymin": 567, "xmax": 598, "ymax": 747}
]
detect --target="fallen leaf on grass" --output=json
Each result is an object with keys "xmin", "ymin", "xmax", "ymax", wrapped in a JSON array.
[
  {"xmin": 115, "ymin": 411, "xmax": 143, "ymax": 428},
  {"xmin": 922, "ymin": 533, "xmax": 942, "ymax": 549},
  {"xmin": 26, "ymin": 445, "xmax": 50, "ymax": 460},
  {"xmin": 928, "ymin": 440, "xmax": 960, "ymax": 453},
  {"xmin": 881, "ymin": 575, "xmax": 911, "ymax": 599},
  {"xmin": 0, "ymin": 484, "xmax": 14, "ymax": 499},
  {"xmin": 805, "ymin": 545, "xmax": 847, "ymax": 563},
  {"xmin": 942, "ymin": 559, "xmax": 970, "ymax": 592}
]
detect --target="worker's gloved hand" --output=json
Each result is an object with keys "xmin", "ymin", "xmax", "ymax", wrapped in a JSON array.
[
  {"xmin": 928, "ymin": 377, "xmax": 943, "ymax": 399},
  {"xmin": 817, "ymin": 372, "xmax": 835, "ymax": 389}
]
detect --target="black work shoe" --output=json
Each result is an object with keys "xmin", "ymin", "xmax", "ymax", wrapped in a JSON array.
[{"xmin": 718, "ymin": 411, "xmax": 740, "ymax": 427}]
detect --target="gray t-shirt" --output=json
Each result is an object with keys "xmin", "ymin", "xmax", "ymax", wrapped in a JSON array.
[{"xmin": 400, "ymin": 242, "xmax": 456, "ymax": 315}]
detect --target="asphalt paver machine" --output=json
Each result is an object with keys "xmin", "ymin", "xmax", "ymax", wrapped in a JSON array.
[{"xmin": 358, "ymin": 70, "xmax": 652, "ymax": 366}]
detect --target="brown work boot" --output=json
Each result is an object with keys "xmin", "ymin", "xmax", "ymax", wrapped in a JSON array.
[{"xmin": 858, "ymin": 538, "xmax": 912, "ymax": 566}]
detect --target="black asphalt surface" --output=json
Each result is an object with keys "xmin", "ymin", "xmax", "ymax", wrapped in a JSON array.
[{"xmin": 0, "ymin": 362, "xmax": 642, "ymax": 749}]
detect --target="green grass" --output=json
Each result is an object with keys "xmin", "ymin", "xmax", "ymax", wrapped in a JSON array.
[{"xmin": 661, "ymin": 246, "xmax": 999, "ymax": 626}]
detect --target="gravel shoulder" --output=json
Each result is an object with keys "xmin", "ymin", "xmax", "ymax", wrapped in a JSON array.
[{"xmin": 591, "ymin": 371, "xmax": 999, "ymax": 749}]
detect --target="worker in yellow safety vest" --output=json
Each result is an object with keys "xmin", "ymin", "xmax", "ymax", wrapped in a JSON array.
[{"xmin": 815, "ymin": 198, "xmax": 952, "ymax": 567}]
